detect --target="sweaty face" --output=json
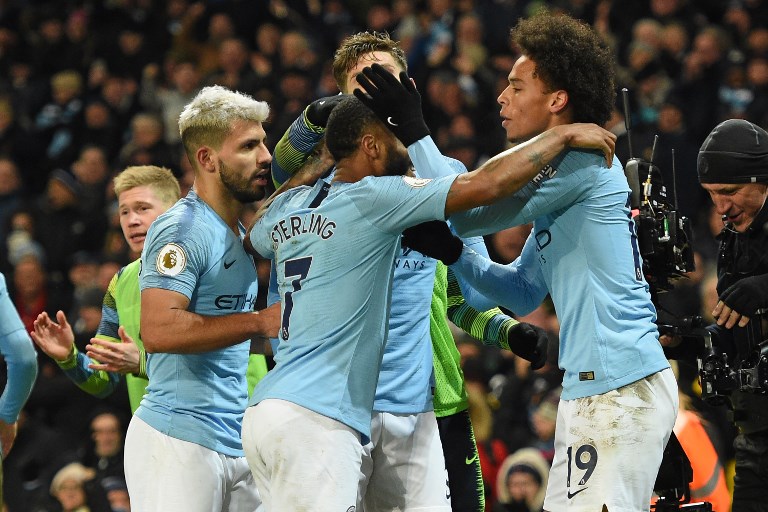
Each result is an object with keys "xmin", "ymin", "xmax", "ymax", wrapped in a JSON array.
[
  {"xmin": 216, "ymin": 120, "xmax": 272, "ymax": 204},
  {"xmin": 343, "ymin": 51, "xmax": 405, "ymax": 94},
  {"xmin": 119, "ymin": 185, "xmax": 172, "ymax": 253},
  {"xmin": 701, "ymin": 182, "xmax": 768, "ymax": 232},
  {"xmin": 497, "ymin": 55, "xmax": 558, "ymax": 143}
]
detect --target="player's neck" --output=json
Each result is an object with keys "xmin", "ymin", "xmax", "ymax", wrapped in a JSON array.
[
  {"xmin": 332, "ymin": 161, "xmax": 370, "ymax": 184},
  {"xmin": 193, "ymin": 182, "xmax": 243, "ymax": 234}
]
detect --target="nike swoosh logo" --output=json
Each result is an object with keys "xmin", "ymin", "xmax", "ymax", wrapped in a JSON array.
[
  {"xmin": 387, "ymin": 116, "xmax": 399, "ymax": 127},
  {"xmin": 567, "ymin": 487, "xmax": 587, "ymax": 499},
  {"xmin": 465, "ymin": 454, "xmax": 478, "ymax": 465},
  {"xmin": 319, "ymin": 101, "xmax": 326, "ymax": 105},
  {"xmin": 224, "ymin": 260, "xmax": 236, "ymax": 269}
]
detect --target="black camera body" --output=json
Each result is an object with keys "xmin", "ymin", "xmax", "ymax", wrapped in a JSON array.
[
  {"xmin": 698, "ymin": 323, "xmax": 768, "ymax": 405},
  {"xmin": 624, "ymin": 156, "xmax": 696, "ymax": 294}
]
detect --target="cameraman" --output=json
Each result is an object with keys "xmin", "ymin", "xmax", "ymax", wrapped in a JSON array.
[{"xmin": 673, "ymin": 119, "xmax": 768, "ymax": 509}]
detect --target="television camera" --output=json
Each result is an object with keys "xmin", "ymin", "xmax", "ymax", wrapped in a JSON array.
[{"xmin": 622, "ymin": 89, "xmax": 711, "ymax": 511}]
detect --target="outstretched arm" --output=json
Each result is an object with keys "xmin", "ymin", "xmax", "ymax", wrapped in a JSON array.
[
  {"xmin": 450, "ymin": 234, "xmax": 548, "ymax": 317},
  {"xmin": 446, "ymin": 267, "xmax": 548, "ymax": 369},
  {"xmin": 31, "ymin": 311, "xmax": 122, "ymax": 398},
  {"xmin": 353, "ymin": 64, "xmax": 615, "ymax": 217}
]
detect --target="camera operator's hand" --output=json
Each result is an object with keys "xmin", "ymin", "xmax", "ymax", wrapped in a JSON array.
[
  {"xmin": 506, "ymin": 322, "xmax": 549, "ymax": 370},
  {"xmin": 353, "ymin": 63, "xmax": 431, "ymax": 147},
  {"xmin": 715, "ymin": 274, "xmax": 768, "ymax": 328},
  {"xmin": 401, "ymin": 220, "xmax": 463, "ymax": 265}
]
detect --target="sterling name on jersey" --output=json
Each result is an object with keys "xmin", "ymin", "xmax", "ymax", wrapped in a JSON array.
[
  {"xmin": 138, "ymin": 189, "xmax": 258, "ymax": 457},
  {"xmin": 249, "ymin": 174, "xmax": 455, "ymax": 440}
]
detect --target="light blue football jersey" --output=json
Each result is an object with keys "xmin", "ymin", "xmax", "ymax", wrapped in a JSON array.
[
  {"xmin": 138, "ymin": 189, "xmax": 259, "ymax": 457},
  {"xmin": 249, "ymin": 174, "xmax": 455, "ymax": 439},
  {"xmin": 409, "ymin": 137, "xmax": 669, "ymax": 401}
]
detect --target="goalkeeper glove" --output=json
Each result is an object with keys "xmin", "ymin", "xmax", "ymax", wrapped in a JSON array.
[
  {"xmin": 507, "ymin": 322, "xmax": 549, "ymax": 370},
  {"xmin": 304, "ymin": 94, "xmax": 346, "ymax": 129},
  {"xmin": 401, "ymin": 220, "xmax": 463, "ymax": 265},
  {"xmin": 353, "ymin": 63, "xmax": 430, "ymax": 147}
]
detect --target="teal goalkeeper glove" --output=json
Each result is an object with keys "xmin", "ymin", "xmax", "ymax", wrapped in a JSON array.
[{"xmin": 353, "ymin": 63, "xmax": 430, "ymax": 147}]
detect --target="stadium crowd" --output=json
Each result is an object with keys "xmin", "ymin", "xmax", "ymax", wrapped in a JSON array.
[{"xmin": 1, "ymin": 0, "xmax": 766, "ymax": 510}]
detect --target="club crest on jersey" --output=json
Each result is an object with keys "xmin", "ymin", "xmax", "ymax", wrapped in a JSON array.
[
  {"xmin": 402, "ymin": 176, "xmax": 431, "ymax": 188},
  {"xmin": 156, "ymin": 243, "xmax": 186, "ymax": 276}
]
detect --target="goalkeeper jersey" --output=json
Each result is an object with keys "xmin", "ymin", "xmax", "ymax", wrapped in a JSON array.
[
  {"xmin": 430, "ymin": 263, "xmax": 468, "ymax": 417},
  {"xmin": 58, "ymin": 260, "xmax": 147, "ymax": 412}
]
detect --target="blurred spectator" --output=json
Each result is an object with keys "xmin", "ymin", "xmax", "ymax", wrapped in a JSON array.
[
  {"xmin": 41, "ymin": 462, "xmax": 111, "ymax": 512},
  {"xmin": 0, "ymin": 98, "xmax": 42, "ymax": 192},
  {"xmin": 529, "ymin": 386, "xmax": 559, "ymax": 464},
  {"xmin": 140, "ymin": 57, "xmax": 201, "ymax": 146},
  {"xmin": 172, "ymin": 5, "xmax": 236, "ymax": 77},
  {"xmin": 0, "ymin": 158, "xmax": 22, "ymax": 243},
  {"xmin": 10, "ymin": 254, "xmax": 65, "ymax": 334},
  {"xmin": 494, "ymin": 447, "xmax": 550, "ymax": 512},
  {"xmin": 70, "ymin": 286, "xmax": 105, "ymax": 350},
  {"xmin": 203, "ymin": 37, "xmax": 261, "ymax": 95},
  {"xmin": 97, "ymin": 21, "xmax": 156, "ymax": 84},
  {"xmin": 71, "ymin": 101, "xmax": 123, "ymax": 165},
  {"xmin": 659, "ymin": 22, "xmax": 690, "ymax": 80},
  {"xmin": 70, "ymin": 145, "xmax": 111, "ymax": 217},
  {"xmin": 31, "ymin": 169, "xmax": 105, "ymax": 292},
  {"xmin": 33, "ymin": 69, "xmax": 84, "ymax": 170},
  {"xmin": 93, "ymin": 73, "xmax": 141, "ymax": 137},
  {"xmin": 674, "ymin": 25, "xmax": 731, "ymax": 145},
  {"xmin": 719, "ymin": 61, "xmax": 753, "ymax": 120},
  {"xmin": 100, "ymin": 476, "xmax": 130, "ymax": 512},
  {"xmin": 115, "ymin": 113, "xmax": 179, "ymax": 175},
  {"xmin": 67, "ymin": 253, "xmax": 101, "ymax": 310},
  {"xmin": 3, "ymin": 412, "xmax": 67, "ymax": 512},
  {"xmin": 82, "ymin": 411, "xmax": 126, "ymax": 483}
]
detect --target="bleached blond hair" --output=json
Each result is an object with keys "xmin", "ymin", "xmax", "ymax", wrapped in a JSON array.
[{"xmin": 178, "ymin": 85, "xmax": 270, "ymax": 160}]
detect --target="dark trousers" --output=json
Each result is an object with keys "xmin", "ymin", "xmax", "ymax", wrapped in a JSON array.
[
  {"xmin": 732, "ymin": 430, "xmax": 768, "ymax": 511},
  {"xmin": 437, "ymin": 409, "xmax": 485, "ymax": 512}
]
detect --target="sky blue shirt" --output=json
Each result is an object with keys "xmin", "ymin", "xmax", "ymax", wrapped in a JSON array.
[
  {"xmin": 138, "ymin": 189, "xmax": 259, "ymax": 457},
  {"xmin": 408, "ymin": 137, "xmax": 669, "ymax": 400},
  {"xmin": 0, "ymin": 273, "xmax": 37, "ymax": 424},
  {"xmin": 249, "ymin": 174, "xmax": 455, "ymax": 439}
]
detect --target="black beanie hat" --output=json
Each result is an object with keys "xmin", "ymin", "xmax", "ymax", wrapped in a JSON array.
[{"xmin": 698, "ymin": 119, "xmax": 768, "ymax": 184}]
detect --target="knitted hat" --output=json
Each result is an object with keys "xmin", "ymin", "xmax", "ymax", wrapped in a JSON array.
[{"xmin": 698, "ymin": 119, "xmax": 768, "ymax": 184}]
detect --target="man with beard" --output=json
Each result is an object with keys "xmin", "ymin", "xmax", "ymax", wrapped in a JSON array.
[
  {"xmin": 125, "ymin": 86, "xmax": 280, "ymax": 512},
  {"xmin": 242, "ymin": 95, "xmax": 615, "ymax": 511}
]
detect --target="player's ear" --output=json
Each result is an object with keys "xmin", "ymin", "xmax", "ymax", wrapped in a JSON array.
[
  {"xmin": 360, "ymin": 133, "xmax": 379, "ymax": 159},
  {"xmin": 549, "ymin": 89, "xmax": 568, "ymax": 115},
  {"xmin": 196, "ymin": 146, "xmax": 216, "ymax": 173}
]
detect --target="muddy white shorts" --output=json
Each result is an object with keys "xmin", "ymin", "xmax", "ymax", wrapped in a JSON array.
[{"xmin": 543, "ymin": 368, "xmax": 678, "ymax": 512}]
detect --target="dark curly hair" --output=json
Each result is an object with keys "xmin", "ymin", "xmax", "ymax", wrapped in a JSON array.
[
  {"xmin": 512, "ymin": 12, "xmax": 615, "ymax": 126},
  {"xmin": 325, "ymin": 96, "xmax": 381, "ymax": 161}
]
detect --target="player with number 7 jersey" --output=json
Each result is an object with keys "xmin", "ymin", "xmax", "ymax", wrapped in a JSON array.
[{"xmin": 241, "ymin": 96, "xmax": 616, "ymax": 512}]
